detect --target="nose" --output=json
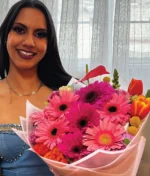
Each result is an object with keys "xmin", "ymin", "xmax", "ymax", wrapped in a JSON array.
[{"xmin": 22, "ymin": 34, "xmax": 35, "ymax": 48}]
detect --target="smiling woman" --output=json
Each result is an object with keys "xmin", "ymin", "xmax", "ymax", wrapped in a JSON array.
[{"xmin": 0, "ymin": 0, "xmax": 72, "ymax": 176}]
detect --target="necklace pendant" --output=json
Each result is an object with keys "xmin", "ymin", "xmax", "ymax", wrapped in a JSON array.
[
  {"xmin": 32, "ymin": 91, "xmax": 36, "ymax": 95},
  {"xmin": 18, "ymin": 93, "xmax": 23, "ymax": 97}
]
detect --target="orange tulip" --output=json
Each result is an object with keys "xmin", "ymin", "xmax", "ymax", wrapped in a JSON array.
[
  {"xmin": 137, "ymin": 95, "xmax": 150, "ymax": 107},
  {"xmin": 131, "ymin": 100, "xmax": 150, "ymax": 120},
  {"xmin": 136, "ymin": 95, "xmax": 146, "ymax": 102},
  {"xmin": 146, "ymin": 97, "xmax": 150, "ymax": 105},
  {"xmin": 128, "ymin": 78, "xmax": 143, "ymax": 96}
]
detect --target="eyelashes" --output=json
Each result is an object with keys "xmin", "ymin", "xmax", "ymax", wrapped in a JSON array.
[
  {"xmin": 12, "ymin": 26, "xmax": 48, "ymax": 39},
  {"xmin": 12, "ymin": 26, "xmax": 24, "ymax": 34},
  {"xmin": 35, "ymin": 31, "xmax": 48, "ymax": 38}
]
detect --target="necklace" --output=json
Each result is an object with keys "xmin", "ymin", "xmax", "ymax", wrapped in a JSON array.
[{"xmin": 6, "ymin": 77, "xmax": 43, "ymax": 103}]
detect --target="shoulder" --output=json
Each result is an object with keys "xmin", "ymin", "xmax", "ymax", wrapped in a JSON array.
[
  {"xmin": 0, "ymin": 80, "xmax": 11, "ymax": 119},
  {"xmin": 0, "ymin": 79, "xmax": 9, "ymax": 99},
  {"xmin": 40, "ymin": 84, "xmax": 53, "ymax": 95},
  {"xmin": 36, "ymin": 85, "xmax": 53, "ymax": 102}
]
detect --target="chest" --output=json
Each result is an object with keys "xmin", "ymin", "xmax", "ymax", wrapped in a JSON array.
[{"xmin": 0, "ymin": 92, "xmax": 49, "ymax": 124}]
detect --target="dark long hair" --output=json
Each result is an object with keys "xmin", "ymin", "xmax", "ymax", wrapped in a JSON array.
[{"xmin": 0, "ymin": 0, "xmax": 71, "ymax": 90}]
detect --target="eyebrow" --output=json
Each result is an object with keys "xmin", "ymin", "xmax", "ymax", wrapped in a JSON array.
[{"xmin": 13, "ymin": 22, "xmax": 47, "ymax": 31}]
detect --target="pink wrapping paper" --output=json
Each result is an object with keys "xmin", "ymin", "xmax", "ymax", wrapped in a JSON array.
[{"xmin": 13, "ymin": 100, "xmax": 148, "ymax": 176}]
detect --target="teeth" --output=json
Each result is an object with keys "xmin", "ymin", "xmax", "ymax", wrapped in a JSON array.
[{"xmin": 19, "ymin": 50, "xmax": 34, "ymax": 56}]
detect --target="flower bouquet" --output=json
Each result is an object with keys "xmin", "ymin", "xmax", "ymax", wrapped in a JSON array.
[{"xmin": 13, "ymin": 65, "xmax": 150, "ymax": 176}]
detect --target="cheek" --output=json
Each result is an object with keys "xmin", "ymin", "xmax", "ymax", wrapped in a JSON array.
[
  {"xmin": 38, "ymin": 41, "xmax": 47, "ymax": 55},
  {"xmin": 7, "ymin": 34, "xmax": 18, "ymax": 51}
]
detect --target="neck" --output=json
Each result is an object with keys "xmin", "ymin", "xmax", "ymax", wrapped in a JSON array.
[{"xmin": 6, "ymin": 68, "xmax": 41, "ymax": 95}]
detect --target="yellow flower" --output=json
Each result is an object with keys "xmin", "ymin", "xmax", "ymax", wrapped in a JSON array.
[
  {"xmin": 129, "ymin": 116, "xmax": 141, "ymax": 128},
  {"xmin": 127, "ymin": 126, "xmax": 138, "ymax": 136},
  {"xmin": 59, "ymin": 86, "xmax": 73, "ymax": 92},
  {"xmin": 103, "ymin": 76, "xmax": 111, "ymax": 83},
  {"xmin": 131, "ymin": 95, "xmax": 138, "ymax": 101}
]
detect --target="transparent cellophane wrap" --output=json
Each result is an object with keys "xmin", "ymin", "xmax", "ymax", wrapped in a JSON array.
[{"xmin": 13, "ymin": 78, "xmax": 148, "ymax": 176}]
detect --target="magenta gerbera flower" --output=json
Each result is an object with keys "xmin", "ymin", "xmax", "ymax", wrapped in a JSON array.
[
  {"xmin": 83, "ymin": 119, "xmax": 125, "ymax": 151},
  {"xmin": 47, "ymin": 91, "xmax": 79, "ymax": 119},
  {"xmin": 34, "ymin": 118, "xmax": 69, "ymax": 149},
  {"xmin": 76, "ymin": 81, "xmax": 114, "ymax": 110},
  {"xmin": 58, "ymin": 131, "xmax": 89, "ymax": 160},
  {"xmin": 98, "ymin": 93, "xmax": 131, "ymax": 125},
  {"xmin": 66, "ymin": 102, "xmax": 100, "ymax": 132}
]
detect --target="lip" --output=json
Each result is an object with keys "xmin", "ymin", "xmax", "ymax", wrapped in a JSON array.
[{"xmin": 16, "ymin": 49, "xmax": 36, "ymax": 60}]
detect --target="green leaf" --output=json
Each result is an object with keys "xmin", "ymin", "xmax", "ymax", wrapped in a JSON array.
[
  {"xmin": 145, "ymin": 89, "xmax": 150, "ymax": 98},
  {"xmin": 112, "ymin": 68, "xmax": 121, "ymax": 89}
]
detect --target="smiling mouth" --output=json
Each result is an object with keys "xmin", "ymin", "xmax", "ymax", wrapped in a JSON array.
[{"xmin": 17, "ymin": 49, "xmax": 36, "ymax": 60}]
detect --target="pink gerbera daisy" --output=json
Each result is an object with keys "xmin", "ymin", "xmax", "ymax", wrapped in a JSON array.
[
  {"xmin": 98, "ymin": 93, "xmax": 131, "ymax": 125},
  {"xmin": 66, "ymin": 102, "xmax": 100, "ymax": 132},
  {"xmin": 31, "ymin": 111, "xmax": 44, "ymax": 126},
  {"xmin": 44, "ymin": 106, "xmax": 57, "ymax": 120},
  {"xmin": 47, "ymin": 91, "xmax": 59, "ymax": 102},
  {"xmin": 47, "ymin": 91, "xmax": 79, "ymax": 119},
  {"xmin": 58, "ymin": 131, "xmax": 89, "ymax": 160},
  {"xmin": 76, "ymin": 81, "xmax": 114, "ymax": 110},
  {"xmin": 83, "ymin": 119, "xmax": 125, "ymax": 151},
  {"xmin": 115, "ymin": 89, "xmax": 131, "ymax": 100},
  {"xmin": 34, "ymin": 118, "xmax": 69, "ymax": 150}
]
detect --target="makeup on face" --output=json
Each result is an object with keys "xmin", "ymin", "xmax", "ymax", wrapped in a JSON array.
[{"xmin": 6, "ymin": 8, "xmax": 48, "ymax": 70}]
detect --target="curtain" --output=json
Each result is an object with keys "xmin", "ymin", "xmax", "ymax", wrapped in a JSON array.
[
  {"xmin": 58, "ymin": 0, "xmax": 79, "ymax": 77},
  {"xmin": 56, "ymin": 0, "xmax": 110, "ymax": 78},
  {"xmin": 91, "ymin": 0, "xmax": 108, "ymax": 69},
  {"xmin": 43, "ymin": 0, "xmax": 109, "ymax": 78},
  {"xmin": 113, "ymin": 0, "xmax": 150, "ymax": 92},
  {"xmin": 0, "ymin": 0, "xmax": 9, "ymax": 24},
  {"xmin": 112, "ymin": 0, "xmax": 131, "ymax": 89}
]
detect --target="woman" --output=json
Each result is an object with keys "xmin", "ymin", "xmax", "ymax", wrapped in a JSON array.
[{"xmin": 0, "ymin": 0, "xmax": 71, "ymax": 175}]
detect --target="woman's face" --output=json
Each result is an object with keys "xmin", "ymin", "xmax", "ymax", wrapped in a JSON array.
[{"xmin": 6, "ymin": 7, "xmax": 48, "ymax": 70}]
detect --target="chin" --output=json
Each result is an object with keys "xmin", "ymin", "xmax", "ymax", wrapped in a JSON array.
[{"xmin": 15, "ymin": 63, "xmax": 37, "ymax": 71}]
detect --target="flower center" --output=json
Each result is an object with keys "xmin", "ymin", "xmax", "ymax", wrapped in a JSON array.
[
  {"xmin": 59, "ymin": 104, "xmax": 67, "ymax": 111},
  {"xmin": 85, "ymin": 91, "xmax": 97, "ymax": 103},
  {"xmin": 123, "ymin": 138, "xmax": 130, "ymax": 145},
  {"xmin": 79, "ymin": 118, "xmax": 87, "ymax": 127},
  {"xmin": 108, "ymin": 106, "xmax": 117, "ymax": 112},
  {"xmin": 51, "ymin": 128, "xmax": 57, "ymax": 136},
  {"xmin": 99, "ymin": 133, "xmax": 112, "ymax": 145},
  {"xmin": 72, "ymin": 146, "xmax": 80, "ymax": 153}
]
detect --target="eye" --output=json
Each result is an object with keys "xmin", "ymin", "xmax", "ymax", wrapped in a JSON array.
[
  {"xmin": 12, "ymin": 26, "xmax": 25, "ymax": 34},
  {"xmin": 35, "ymin": 31, "xmax": 48, "ymax": 38}
]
